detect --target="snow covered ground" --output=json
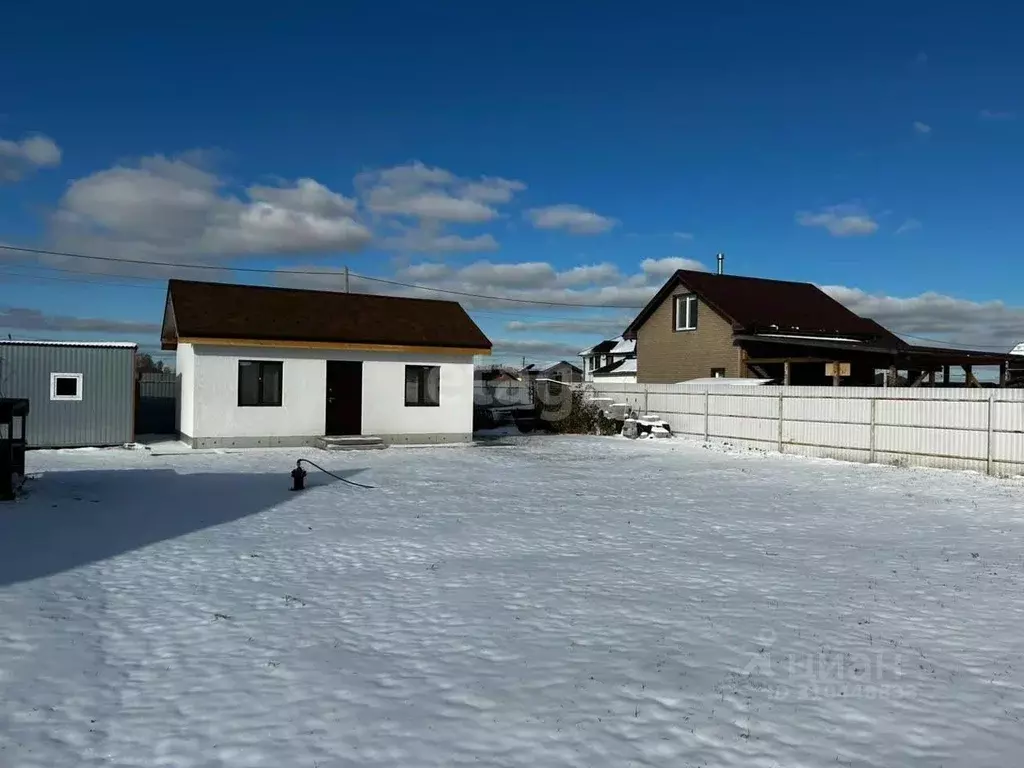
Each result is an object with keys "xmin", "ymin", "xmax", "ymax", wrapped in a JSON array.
[{"xmin": 2, "ymin": 437, "xmax": 1023, "ymax": 767}]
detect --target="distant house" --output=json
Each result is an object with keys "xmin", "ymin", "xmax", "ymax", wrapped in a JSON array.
[
  {"xmin": 0, "ymin": 340, "xmax": 137, "ymax": 448},
  {"xmin": 623, "ymin": 269, "xmax": 1015, "ymax": 386},
  {"xmin": 161, "ymin": 280, "xmax": 492, "ymax": 447},
  {"xmin": 518, "ymin": 361, "xmax": 584, "ymax": 402},
  {"xmin": 580, "ymin": 336, "xmax": 636, "ymax": 383},
  {"xmin": 535, "ymin": 360, "xmax": 583, "ymax": 385},
  {"xmin": 580, "ymin": 339, "xmax": 616, "ymax": 379},
  {"xmin": 591, "ymin": 356, "xmax": 638, "ymax": 384},
  {"xmin": 1010, "ymin": 342, "xmax": 1024, "ymax": 386},
  {"xmin": 474, "ymin": 365, "xmax": 532, "ymax": 407}
]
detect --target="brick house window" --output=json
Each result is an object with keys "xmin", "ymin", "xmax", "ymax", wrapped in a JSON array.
[
  {"xmin": 711, "ymin": 368, "xmax": 726, "ymax": 378},
  {"xmin": 674, "ymin": 294, "xmax": 699, "ymax": 331}
]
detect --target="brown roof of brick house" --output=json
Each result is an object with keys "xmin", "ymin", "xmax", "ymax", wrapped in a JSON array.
[
  {"xmin": 161, "ymin": 280, "xmax": 492, "ymax": 351},
  {"xmin": 624, "ymin": 269, "xmax": 905, "ymax": 344}
]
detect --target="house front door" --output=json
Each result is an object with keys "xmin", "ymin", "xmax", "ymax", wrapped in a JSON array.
[{"xmin": 325, "ymin": 361, "xmax": 362, "ymax": 435}]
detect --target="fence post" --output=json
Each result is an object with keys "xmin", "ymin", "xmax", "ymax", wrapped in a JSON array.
[
  {"xmin": 777, "ymin": 389, "xmax": 784, "ymax": 453},
  {"xmin": 868, "ymin": 396, "xmax": 877, "ymax": 464},
  {"xmin": 703, "ymin": 390, "xmax": 710, "ymax": 442},
  {"xmin": 987, "ymin": 394, "xmax": 995, "ymax": 476},
  {"xmin": 644, "ymin": 387, "xmax": 649, "ymax": 415}
]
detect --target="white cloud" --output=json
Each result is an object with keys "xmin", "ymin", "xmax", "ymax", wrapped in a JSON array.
[
  {"xmin": 369, "ymin": 190, "xmax": 497, "ymax": 222},
  {"xmin": 639, "ymin": 256, "xmax": 706, "ymax": 281},
  {"xmin": 823, "ymin": 285, "xmax": 1024, "ymax": 351},
  {"xmin": 352, "ymin": 161, "xmax": 524, "ymax": 252},
  {"xmin": 248, "ymin": 178, "xmax": 357, "ymax": 218},
  {"xmin": 276, "ymin": 255, "xmax": 707, "ymax": 311},
  {"xmin": 980, "ymin": 109, "xmax": 1016, "ymax": 121},
  {"xmin": 673, "ymin": 231, "xmax": 695, "ymax": 240},
  {"xmin": 490, "ymin": 338, "xmax": 587, "ymax": 360},
  {"xmin": 505, "ymin": 316, "xmax": 632, "ymax": 337},
  {"xmin": 526, "ymin": 204, "xmax": 618, "ymax": 235},
  {"xmin": 895, "ymin": 218, "xmax": 922, "ymax": 235},
  {"xmin": 374, "ymin": 162, "xmax": 455, "ymax": 186},
  {"xmin": 399, "ymin": 262, "xmax": 455, "ymax": 282},
  {"xmin": 384, "ymin": 230, "xmax": 499, "ymax": 253},
  {"xmin": 49, "ymin": 154, "xmax": 371, "ymax": 266},
  {"xmin": 461, "ymin": 177, "xmax": 526, "ymax": 204},
  {"xmin": 459, "ymin": 261, "xmax": 558, "ymax": 289},
  {"xmin": 796, "ymin": 205, "xmax": 879, "ymax": 237},
  {"xmin": 913, "ymin": 121, "xmax": 932, "ymax": 135},
  {"xmin": 0, "ymin": 133, "xmax": 61, "ymax": 182},
  {"xmin": 387, "ymin": 256, "xmax": 705, "ymax": 309},
  {"xmin": 356, "ymin": 161, "xmax": 523, "ymax": 224},
  {"xmin": 553, "ymin": 263, "xmax": 622, "ymax": 287}
]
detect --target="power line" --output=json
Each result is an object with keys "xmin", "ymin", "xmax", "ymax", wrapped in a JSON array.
[
  {"xmin": 2, "ymin": 245, "xmax": 1016, "ymax": 351},
  {"xmin": 0, "ymin": 243, "xmax": 647, "ymax": 309},
  {"xmin": 898, "ymin": 332, "xmax": 1016, "ymax": 352},
  {"xmin": 0, "ymin": 265, "xmax": 628, "ymax": 325},
  {"xmin": 0, "ymin": 267, "xmax": 165, "ymax": 290}
]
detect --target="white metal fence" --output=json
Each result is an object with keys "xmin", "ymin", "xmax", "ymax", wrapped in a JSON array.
[{"xmin": 583, "ymin": 382, "xmax": 1024, "ymax": 476}]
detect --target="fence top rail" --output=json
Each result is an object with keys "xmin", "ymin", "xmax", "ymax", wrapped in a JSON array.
[{"xmin": 583, "ymin": 383, "xmax": 1024, "ymax": 403}]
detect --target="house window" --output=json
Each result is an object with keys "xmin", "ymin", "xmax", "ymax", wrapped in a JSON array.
[
  {"xmin": 405, "ymin": 365, "xmax": 440, "ymax": 407},
  {"xmin": 237, "ymin": 361, "xmax": 283, "ymax": 407},
  {"xmin": 711, "ymin": 368, "xmax": 726, "ymax": 378},
  {"xmin": 50, "ymin": 373, "xmax": 83, "ymax": 401},
  {"xmin": 674, "ymin": 294, "xmax": 699, "ymax": 331}
]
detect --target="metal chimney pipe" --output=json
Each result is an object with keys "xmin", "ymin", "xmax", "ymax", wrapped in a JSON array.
[{"xmin": 716, "ymin": 252, "xmax": 725, "ymax": 275}]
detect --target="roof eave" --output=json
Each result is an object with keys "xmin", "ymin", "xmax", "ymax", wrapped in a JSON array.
[{"xmin": 175, "ymin": 336, "xmax": 491, "ymax": 354}]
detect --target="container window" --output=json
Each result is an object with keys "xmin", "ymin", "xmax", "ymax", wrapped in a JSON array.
[{"xmin": 51, "ymin": 373, "xmax": 84, "ymax": 401}]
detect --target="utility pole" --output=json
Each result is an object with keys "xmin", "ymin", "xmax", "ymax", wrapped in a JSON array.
[{"xmin": 344, "ymin": 266, "xmax": 350, "ymax": 293}]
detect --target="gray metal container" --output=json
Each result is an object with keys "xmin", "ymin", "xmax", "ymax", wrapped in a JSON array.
[{"xmin": 0, "ymin": 341, "xmax": 136, "ymax": 448}]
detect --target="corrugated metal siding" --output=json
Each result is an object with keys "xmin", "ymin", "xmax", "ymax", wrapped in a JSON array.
[
  {"xmin": 584, "ymin": 381, "xmax": 1024, "ymax": 476},
  {"xmin": 0, "ymin": 343, "xmax": 135, "ymax": 448}
]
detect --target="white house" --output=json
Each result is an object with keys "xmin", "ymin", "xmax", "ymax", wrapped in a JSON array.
[
  {"xmin": 580, "ymin": 336, "xmax": 637, "ymax": 383},
  {"xmin": 161, "ymin": 280, "xmax": 492, "ymax": 448},
  {"xmin": 591, "ymin": 356, "xmax": 637, "ymax": 384}
]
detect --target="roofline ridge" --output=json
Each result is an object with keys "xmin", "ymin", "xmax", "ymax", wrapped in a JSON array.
[{"xmin": 167, "ymin": 278, "xmax": 464, "ymax": 307}]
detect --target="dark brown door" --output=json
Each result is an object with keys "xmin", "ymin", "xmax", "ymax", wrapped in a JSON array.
[{"xmin": 325, "ymin": 361, "xmax": 363, "ymax": 435}]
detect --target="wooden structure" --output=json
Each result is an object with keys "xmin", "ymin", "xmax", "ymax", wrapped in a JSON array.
[
  {"xmin": 736, "ymin": 335, "xmax": 1013, "ymax": 388},
  {"xmin": 0, "ymin": 398, "xmax": 29, "ymax": 501}
]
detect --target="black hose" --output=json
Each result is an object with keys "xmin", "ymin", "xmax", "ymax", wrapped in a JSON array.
[{"xmin": 297, "ymin": 458, "xmax": 376, "ymax": 489}]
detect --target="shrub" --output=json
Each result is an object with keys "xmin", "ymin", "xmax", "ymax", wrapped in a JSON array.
[{"xmin": 535, "ymin": 387, "xmax": 600, "ymax": 434}]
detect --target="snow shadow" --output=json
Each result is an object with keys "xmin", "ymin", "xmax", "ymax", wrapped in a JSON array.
[{"xmin": 0, "ymin": 467, "xmax": 363, "ymax": 587}]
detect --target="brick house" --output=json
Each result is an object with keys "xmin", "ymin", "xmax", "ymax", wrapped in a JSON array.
[{"xmin": 624, "ymin": 269, "xmax": 1013, "ymax": 386}]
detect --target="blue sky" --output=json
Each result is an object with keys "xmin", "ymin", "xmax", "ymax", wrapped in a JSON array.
[{"xmin": 2, "ymin": 0, "xmax": 1024, "ymax": 362}]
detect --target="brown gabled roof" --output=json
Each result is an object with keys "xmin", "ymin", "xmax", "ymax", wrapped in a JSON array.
[
  {"xmin": 624, "ymin": 269, "xmax": 900, "ymax": 343},
  {"xmin": 161, "ymin": 280, "xmax": 492, "ymax": 352}
]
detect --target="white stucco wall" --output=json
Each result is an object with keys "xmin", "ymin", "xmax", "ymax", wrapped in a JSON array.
[
  {"xmin": 175, "ymin": 343, "xmax": 195, "ymax": 436},
  {"xmin": 181, "ymin": 344, "xmax": 475, "ymax": 441}
]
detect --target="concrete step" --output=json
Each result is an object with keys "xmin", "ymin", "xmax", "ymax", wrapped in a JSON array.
[{"xmin": 316, "ymin": 435, "xmax": 387, "ymax": 451}]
